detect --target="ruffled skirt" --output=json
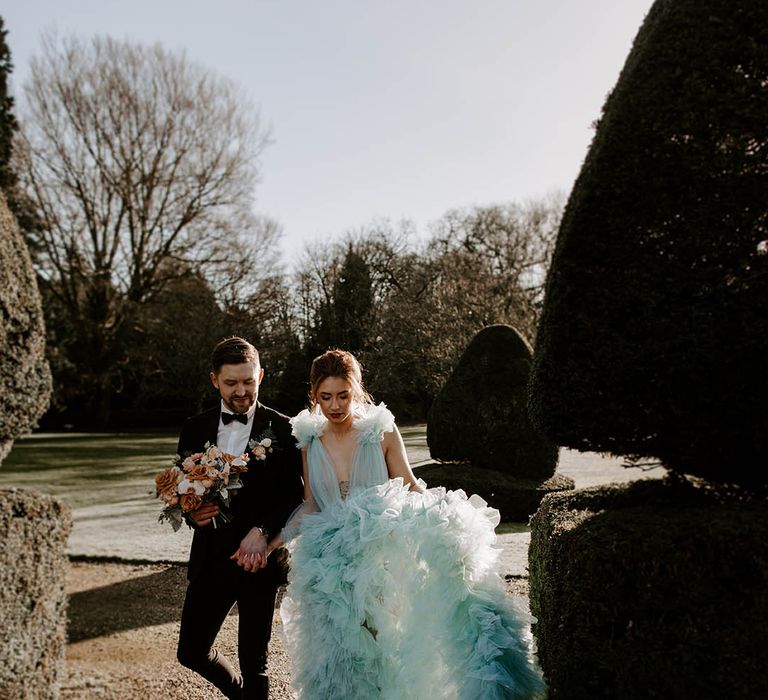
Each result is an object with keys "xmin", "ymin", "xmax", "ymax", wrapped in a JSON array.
[{"xmin": 281, "ymin": 479, "xmax": 547, "ymax": 699}]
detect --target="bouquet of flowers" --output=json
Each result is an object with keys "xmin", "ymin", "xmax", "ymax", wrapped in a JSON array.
[{"xmin": 154, "ymin": 443, "xmax": 249, "ymax": 531}]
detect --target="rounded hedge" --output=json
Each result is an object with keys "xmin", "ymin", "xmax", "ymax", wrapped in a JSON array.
[
  {"xmin": 428, "ymin": 325, "xmax": 558, "ymax": 480},
  {"xmin": 529, "ymin": 0, "xmax": 768, "ymax": 485},
  {"xmin": 529, "ymin": 478, "xmax": 768, "ymax": 699}
]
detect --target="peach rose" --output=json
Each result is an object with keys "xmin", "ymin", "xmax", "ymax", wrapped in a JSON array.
[
  {"xmin": 180, "ymin": 493, "xmax": 203, "ymax": 512},
  {"xmin": 160, "ymin": 492, "xmax": 179, "ymax": 506},
  {"xmin": 187, "ymin": 464, "xmax": 215, "ymax": 481},
  {"xmin": 185, "ymin": 464, "xmax": 216, "ymax": 490},
  {"xmin": 155, "ymin": 467, "xmax": 182, "ymax": 498}
]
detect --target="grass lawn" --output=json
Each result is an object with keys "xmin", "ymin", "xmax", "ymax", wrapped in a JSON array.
[{"xmin": 0, "ymin": 432, "xmax": 180, "ymax": 510}]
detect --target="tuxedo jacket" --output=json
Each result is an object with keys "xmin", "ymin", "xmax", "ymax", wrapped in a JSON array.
[{"xmin": 176, "ymin": 402, "xmax": 304, "ymax": 582}]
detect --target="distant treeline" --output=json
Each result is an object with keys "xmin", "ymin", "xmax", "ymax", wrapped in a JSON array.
[
  {"xmin": 47, "ymin": 199, "xmax": 561, "ymax": 429},
  {"xmin": 0, "ymin": 25, "xmax": 562, "ymax": 428}
]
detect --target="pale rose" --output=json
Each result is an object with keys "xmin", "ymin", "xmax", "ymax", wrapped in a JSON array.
[
  {"xmin": 230, "ymin": 456, "xmax": 247, "ymax": 468},
  {"xmin": 181, "ymin": 456, "xmax": 197, "ymax": 471},
  {"xmin": 260, "ymin": 438, "xmax": 272, "ymax": 448},
  {"xmin": 206, "ymin": 445, "xmax": 222, "ymax": 460},
  {"xmin": 178, "ymin": 478, "xmax": 205, "ymax": 496},
  {"xmin": 155, "ymin": 467, "xmax": 182, "ymax": 497},
  {"xmin": 252, "ymin": 445, "xmax": 267, "ymax": 460},
  {"xmin": 180, "ymin": 493, "xmax": 202, "ymax": 512},
  {"xmin": 758, "ymin": 240, "xmax": 768, "ymax": 256}
]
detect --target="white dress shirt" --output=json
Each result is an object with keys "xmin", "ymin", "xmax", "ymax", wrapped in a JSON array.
[{"xmin": 217, "ymin": 400, "xmax": 256, "ymax": 456}]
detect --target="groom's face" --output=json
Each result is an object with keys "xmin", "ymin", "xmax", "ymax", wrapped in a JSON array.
[{"xmin": 210, "ymin": 361, "xmax": 263, "ymax": 414}]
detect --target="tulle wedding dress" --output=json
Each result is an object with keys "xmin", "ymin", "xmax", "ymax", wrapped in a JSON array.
[{"xmin": 280, "ymin": 403, "xmax": 547, "ymax": 699}]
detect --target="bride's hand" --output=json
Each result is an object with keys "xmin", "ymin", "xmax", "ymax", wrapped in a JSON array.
[{"xmin": 230, "ymin": 526, "xmax": 268, "ymax": 571}]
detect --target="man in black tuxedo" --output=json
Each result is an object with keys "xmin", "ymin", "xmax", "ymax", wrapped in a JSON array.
[{"xmin": 176, "ymin": 337, "xmax": 303, "ymax": 700}]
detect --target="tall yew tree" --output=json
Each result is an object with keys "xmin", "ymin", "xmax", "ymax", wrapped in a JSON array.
[{"xmin": 529, "ymin": 0, "xmax": 768, "ymax": 485}]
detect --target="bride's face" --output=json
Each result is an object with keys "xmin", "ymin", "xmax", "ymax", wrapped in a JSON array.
[{"xmin": 315, "ymin": 376, "xmax": 354, "ymax": 425}]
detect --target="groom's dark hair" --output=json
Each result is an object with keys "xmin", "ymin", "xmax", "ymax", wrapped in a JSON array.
[{"xmin": 211, "ymin": 337, "xmax": 260, "ymax": 374}]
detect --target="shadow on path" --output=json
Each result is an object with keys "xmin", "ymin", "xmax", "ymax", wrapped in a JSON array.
[{"xmin": 67, "ymin": 565, "xmax": 239, "ymax": 642}]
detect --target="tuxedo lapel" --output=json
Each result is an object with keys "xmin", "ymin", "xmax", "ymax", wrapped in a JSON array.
[
  {"xmin": 205, "ymin": 408, "xmax": 220, "ymax": 447},
  {"xmin": 248, "ymin": 403, "xmax": 272, "ymax": 444}
]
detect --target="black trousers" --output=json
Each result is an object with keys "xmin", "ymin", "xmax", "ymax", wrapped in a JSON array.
[{"xmin": 177, "ymin": 556, "xmax": 279, "ymax": 700}]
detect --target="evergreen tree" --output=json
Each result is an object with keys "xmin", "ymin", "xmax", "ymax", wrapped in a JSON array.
[
  {"xmin": 307, "ymin": 245, "xmax": 374, "ymax": 357},
  {"xmin": 0, "ymin": 17, "xmax": 41, "ymax": 242},
  {"xmin": 529, "ymin": 0, "xmax": 768, "ymax": 485},
  {"xmin": 0, "ymin": 17, "xmax": 17, "ymax": 196}
]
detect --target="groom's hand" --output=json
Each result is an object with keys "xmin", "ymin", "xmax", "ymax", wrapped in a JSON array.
[
  {"xmin": 189, "ymin": 502, "xmax": 220, "ymax": 527},
  {"xmin": 230, "ymin": 526, "xmax": 268, "ymax": 572}
]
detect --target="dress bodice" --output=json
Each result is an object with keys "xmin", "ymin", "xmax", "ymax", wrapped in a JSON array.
[{"xmin": 290, "ymin": 403, "xmax": 395, "ymax": 511}]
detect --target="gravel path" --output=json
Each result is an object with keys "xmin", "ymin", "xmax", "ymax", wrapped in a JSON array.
[
  {"xmin": 62, "ymin": 560, "xmax": 528, "ymax": 699},
  {"xmin": 61, "ymin": 452, "xmax": 664, "ymax": 698}
]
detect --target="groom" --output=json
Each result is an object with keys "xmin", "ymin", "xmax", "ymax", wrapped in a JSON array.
[{"xmin": 176, "ymin": 337, "xmax": 304, "ymax": 700}]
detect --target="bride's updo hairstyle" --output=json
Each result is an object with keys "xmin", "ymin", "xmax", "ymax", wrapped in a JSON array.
[{"xmin": 309, "ymin": 349, "xmax": 374, "ymax": 408}]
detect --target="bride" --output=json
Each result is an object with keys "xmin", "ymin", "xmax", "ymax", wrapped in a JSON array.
[{"xmin": 266, "ymin": 349, "xmax": 546, "ymax": 699}]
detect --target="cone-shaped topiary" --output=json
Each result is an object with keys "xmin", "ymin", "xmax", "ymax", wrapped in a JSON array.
[
  {"xmin": 529, "ymin": 0, "xmax": 768, "ymax": 486},
  {"xmin": 428, "ymin": 324, "xmax": 558, "ymax": 480},
  {"xmin": 0, "ymin": 192, "xmax": 51, "ymax": 463}
]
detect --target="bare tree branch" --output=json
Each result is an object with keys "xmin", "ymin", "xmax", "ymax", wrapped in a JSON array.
[{"xmin": 14, "ymin": 33, "xmax": 273, "ymax": 420}]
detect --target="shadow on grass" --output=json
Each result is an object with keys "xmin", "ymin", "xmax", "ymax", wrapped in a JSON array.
[{"xmin": 67, "ymin": 565, "xmax": 238, "ymax": 642}]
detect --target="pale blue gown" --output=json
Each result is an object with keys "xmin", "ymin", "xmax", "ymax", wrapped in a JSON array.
[{"xmin": 280, "ymin": 403, "xmax": 547, "ymax": 699}]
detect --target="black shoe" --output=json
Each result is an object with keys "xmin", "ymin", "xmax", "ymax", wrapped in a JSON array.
[{"xmin": 242, "ymin": 674, "xmax": 269, "ymax": 700}]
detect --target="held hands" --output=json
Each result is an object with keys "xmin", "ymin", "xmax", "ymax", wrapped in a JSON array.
[{"xmin": 230, "ymin": 526, "xmax": 269, "ymax": 572}]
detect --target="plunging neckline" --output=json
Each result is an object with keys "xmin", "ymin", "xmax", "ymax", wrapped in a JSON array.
[{"xmin": 317, "ymin": 427, "xmax": 362, "ymax": 492}]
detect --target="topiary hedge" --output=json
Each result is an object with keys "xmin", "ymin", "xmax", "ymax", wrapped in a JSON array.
[
  {"xmin": 428, "ymin": 325, "xmax": 558, "ymax": 480},
  {"xmin": 529, "ymin": 478, "xmax": 768, "ymax": 699},
  {"xmin": 528, "ymin": 0, "xmax": 768, "ymax": 485},
  {"xmin": 0, "ymin": 489, "xmax": 71, "ymax": 700},
  {"xmin": 0, "ymin": 192, "xmax": 51, "ymax": 463}
]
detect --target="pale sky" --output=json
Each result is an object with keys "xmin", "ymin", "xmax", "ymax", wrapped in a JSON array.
[{"xmin": 4, "ymin": 0, "xmax": 654, "ymax": 259}]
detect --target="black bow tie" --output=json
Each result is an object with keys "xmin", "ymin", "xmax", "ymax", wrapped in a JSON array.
[{"xmin": 221, "ymin": 411, "xmax": 248, "ymax": 425}]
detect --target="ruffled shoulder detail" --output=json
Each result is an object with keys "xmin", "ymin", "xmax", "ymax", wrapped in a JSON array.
[
  {"xmin": 354, "ymin": 402, "xmax": 395, "ymax": 445},
  {"xmin": 290, "ymin": 408, "xmax": 327, "ymax": 449}
]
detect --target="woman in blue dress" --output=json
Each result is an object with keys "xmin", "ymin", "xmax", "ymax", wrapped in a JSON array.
[{"xmin": 266, "ymin": 349, "xmax": 546, "ymax": 699}]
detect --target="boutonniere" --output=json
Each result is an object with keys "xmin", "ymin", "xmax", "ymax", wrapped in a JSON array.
[{"xmin": 248, "ymin": 424, "xmax": 280, "ymax": 461}]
